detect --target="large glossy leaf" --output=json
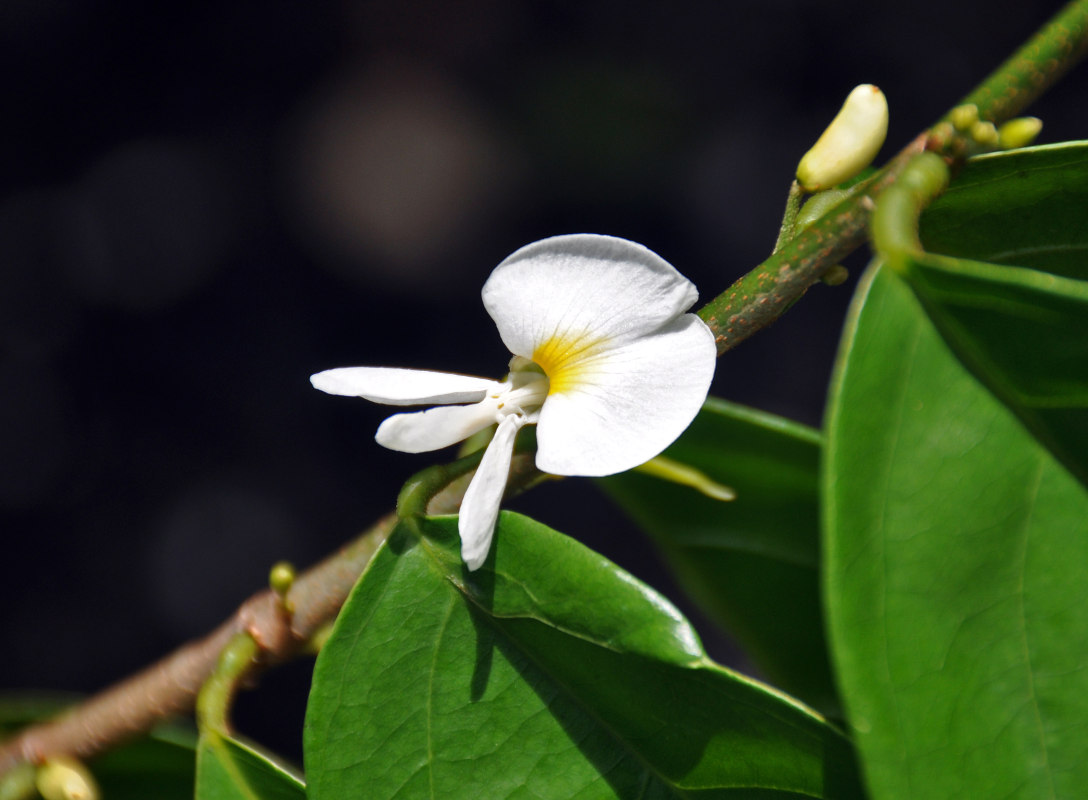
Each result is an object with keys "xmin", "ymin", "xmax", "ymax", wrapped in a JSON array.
[
  {"xmin": 920, "ymin": 142, "xmax": 1088, "ymax": 280},
  {"xmin": 823, "ymin": 264, "xmax": 1088, "ymax": 799},
  {"xmin": 0, "ymin": 695, "xmax": 196, "ymax": 800},
  {"xmin": 195, "ymin": 732, "xmax": 305, "ymax": 800},
  {"xmin": 305, "ymin": 513, "xmax": 864, "ymax": 799},
  {"xmin": 907, "ymin": 143, "xmax": 1088, "ymax": 484},
  {"xmin": 598, "ymin": 398, "xmax": 837, "ymax": 714}
]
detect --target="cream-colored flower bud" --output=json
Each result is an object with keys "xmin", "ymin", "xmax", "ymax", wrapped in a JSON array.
[
  {"xmin": 797, "ymin": 84, "xmax": 889, "ymax": 192},
  {"xmin": 36, "ymin": 757, "xmax": 99, "ymax": 800}
]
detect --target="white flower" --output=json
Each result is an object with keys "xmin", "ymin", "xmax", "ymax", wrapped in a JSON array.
[{"xmin": 311, "ymin": 234, "xmax": 716, "ymax": 570}]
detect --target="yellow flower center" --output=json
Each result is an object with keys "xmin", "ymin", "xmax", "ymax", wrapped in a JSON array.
[{"xmin": 531, "ymin": 332, "xmax": 605, "ymax": 396}]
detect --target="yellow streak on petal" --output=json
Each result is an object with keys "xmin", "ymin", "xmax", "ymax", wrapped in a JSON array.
[{"xmin": 532, "ymin": 332, "xmax": 606, "ymax": 396}]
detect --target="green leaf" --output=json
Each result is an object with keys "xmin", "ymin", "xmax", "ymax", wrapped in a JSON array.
[
  {"xmin": 305, "ymin": 514, "xmax": 864, "ymax": 799},
  {"xmin": 920, "ymin": 142, "xmax": 1088, "ymax": 280},
  {"xmin": 195, "ymin": 732, "xmax": 305, "ymax": 800},
  {"xmin": 92, "ymin": 729, "xmax": 197, "ymax": 800},
  {"xmin": 598, "ymin": 398, "xmax": 838, "ymax": 715},
  {"xmin": 0, "ymin": 694, "xmax": 196, "ymax": 800},
  {"xmin": 824, "ymin": 264, "xmax": 1088, "ymax": 799},
  {"xmin": 908, "ymin": 143, "xmax": 1088, "ymax": 484}
]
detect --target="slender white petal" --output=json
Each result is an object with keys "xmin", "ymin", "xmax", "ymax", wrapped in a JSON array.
[
  {"xmin": 459, "ymin": 414, "xmax": 523, "ymax": 570},
  {"xmin": 535, "ymin": 314, "xmax": 716, "ymax": 476},
  {"xmin": 310, "ymin": 367, "xmax": 499, "ymax": 406},
  {"xmin": 481, "ymin": 234, "xmax": 700, "ymax": 359},
  {"xmin": 375, "ymin": 398, "xmax": 500, "ymax": 453}
]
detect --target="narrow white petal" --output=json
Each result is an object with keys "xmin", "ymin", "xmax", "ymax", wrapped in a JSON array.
[
  {"xmin": 459, "ymin": 414, "xmax": 523, "ymax": 570},
  {"xmin": 535, "ymin": 314, "xmax": 716, "ymax": 476},
  {"xmin": 375, "ymin": 398, "xmax": 500, "ymax": 453},
  {"xmin": 481, "ymin": 234, "xmax": 700, "ymax": 359},
  {"xmin": 310, "ymin": 367, "xmax": 499, "ymax": 406}
]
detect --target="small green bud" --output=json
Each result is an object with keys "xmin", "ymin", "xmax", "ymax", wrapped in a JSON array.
[
  {"xmin": 970, "ymin": 120, "xmax": 999, "ymax": 148},
  {"xmin": 36, "ymin": 757, "xmax": 99, "ymax": 800},
  {"xmin": 306, "ymin": 621, "xmax": 336, "ymax": 654},
  {"xmin": 821, "ymin": 265, "xmax": 850, "ymax": 286},
  {"xmin": 949, "ymin": 103, "xmax": 979, "ymax": 132},
  {"xmin": 795, "ymin": 187, "xmax": 850, "ymax": 230},
  {"xmin": 998, "ymin": 116, "xmax": 1042, "ymax": 149},
  {"xmin": 797, "ymin": 84, "xmax": 889, "ymax": 192},
  {"xmin": 269, "ymin": 560, "xmax": 296, "ymax": 597}
]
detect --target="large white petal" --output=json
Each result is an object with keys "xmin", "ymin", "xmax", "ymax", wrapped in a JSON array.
[
  {"xmin": 375, "ymin": 398, "xmax": 500, "ymax": 453},
  {"xmin": 310, "ymin": 367, "xmax": 499, "ymax": 406},
  {"xmin": 481, "ymin": 234, "xmax": 700, "ymax": 359},
  {"xmin": 534, "ymin": 314, "xmax": 715, "ymax": 477},
  {"xmin": 458, "ymin": 414, "xmax": 523, "ymax": 570}
]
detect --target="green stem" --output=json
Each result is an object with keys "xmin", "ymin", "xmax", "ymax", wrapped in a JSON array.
[
  {"xmin": 397, "ymin": 450, "xmax": 485, "ymax": 520},
  {"xmin": 397, "ymin": 430, "xmax": 547, "ymax": 521},
  {"xmin": 772, "ymin": 181, "xmax": 805, "ymax": 253},
  {"xmin": 870, "ymin": 152, "xmax": 951, "ymax": 271},
  {"xmin": 195, "ymin": 633, "xmax": 260, "ymax": 735}
]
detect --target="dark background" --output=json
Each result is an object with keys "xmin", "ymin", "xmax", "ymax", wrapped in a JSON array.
[{"xmin": 2, "ymin": 0, "xmax": 1085, "ymax": 761}]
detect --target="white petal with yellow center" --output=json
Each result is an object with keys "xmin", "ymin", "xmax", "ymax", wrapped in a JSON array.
[
  {"xmin": 535, "ymin": 313, "xmax": 715, "ymax": 475},
  {"xmin": 482, "ymin": 234, "xmax": 700, "ymax": 360}
]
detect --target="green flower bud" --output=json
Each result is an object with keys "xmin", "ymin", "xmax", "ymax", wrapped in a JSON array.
[
  {"xmin": 821, "ymin": 265, "xmax": 850, "ymax": 286},
  {"xmin": 797, "ymin": 84, "xmax": 889, "ymax": 192},
  {"xmin": 998, "ymin": 116, "xmax": 1043, "ymax": 149},
  {"xmin": 970, "ymin": 120, "xmax": 999, "ymax": 148},
  {"xmin": 269, "ymin": 560, "xmax": 296, "ymax": 597},
  {"xmin": 795, "ymin": 187, "xmax": 850, "ymax": 230},
  {"xmin": 949, "ymin": 103, "xmax": 979, "ymax": 132},
  {"xmin": 307, "ymin": 621, "xmax": 336, "ymax": 654}
]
